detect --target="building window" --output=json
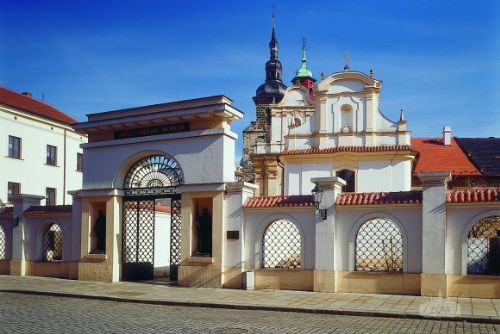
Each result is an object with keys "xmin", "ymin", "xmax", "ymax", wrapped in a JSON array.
[
  {"xmin": 42, "ymin": 223, "xmax": 63, "ymax": 262},
  {"xmin": 7, "ymin": 182, "xmax": 20, "ymax": 203},
  {"xmin": 46, "ymin": 145, "xmax": 57, "ymax": 166},
  {"xmin": 467, "ymin": 216, "xmax": 500, "ymax": 275},
  {"xmin": 0, "ymin": 225, "xmax": 5, "ymax": 260},
  {"xmin": 46, "ymin": 187, "xmax": 56, "ymax": 206},
  {"xmin": 337, "ymin": 169, "xmax": 355, "ymax": 192},
  {"xmin": 262, "ymin": 219, "xmax": 301, "ymax": 269},
  {"xmin": 76, "ymin": 153, "xmax": 83, "ymax": 172},
  {"xmin": 8, "ymin": 135, "xmax": 21, "ymax": 159},
  {"xmin": 355, "ymin": 218, "xmax": 403, "ymax": 272}
]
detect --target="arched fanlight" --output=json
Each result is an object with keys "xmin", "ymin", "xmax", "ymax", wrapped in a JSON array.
[{"xmin": 124, "ymin": 155, "xmax": 183, "ymax": 190}]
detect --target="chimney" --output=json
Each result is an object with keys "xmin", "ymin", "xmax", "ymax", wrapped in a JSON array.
[
  {"xmin": 443, "ymin": 126, "xmax": 451, "ymax": 146},
  {"xmin": 21, "ymin": 92, "xmax": 32, "ymax": 98}
]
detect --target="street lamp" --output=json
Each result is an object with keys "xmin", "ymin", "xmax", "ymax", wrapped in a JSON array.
[{"xmin": 311, "ymin": 183, "xmax": 327, "ymax": 220}]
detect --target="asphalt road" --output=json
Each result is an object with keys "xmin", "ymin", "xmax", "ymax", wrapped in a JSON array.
[{"xmin": 0, "ymin": 292, "xmax": 498, "ymax": 334}]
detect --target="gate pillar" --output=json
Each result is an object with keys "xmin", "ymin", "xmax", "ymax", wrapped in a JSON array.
[{"xmin": 78, "ymin": 192, "xmax": 122, "ymax": 282}]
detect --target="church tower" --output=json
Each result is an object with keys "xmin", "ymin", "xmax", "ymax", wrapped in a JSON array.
[
  {"xmin": 291, "ymin": 39, "xmax": 316, "ymax": 95},
  {"xmin": 241, "ymin": 13, "xmax": 287, "ymax": 182}
]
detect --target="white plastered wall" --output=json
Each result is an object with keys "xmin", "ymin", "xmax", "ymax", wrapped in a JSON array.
[
  {"xmin": 82, "ymin": 131, "xmax": 236, "ymax": 190},
  {"xmin": 0, "ymin": 108, "xmax": 86, "ymax": 205}
]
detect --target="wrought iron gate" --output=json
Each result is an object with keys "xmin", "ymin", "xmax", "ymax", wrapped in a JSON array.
[{"xmin": 122, "ymin": 196, "xmax": 181, "ymax": 281}]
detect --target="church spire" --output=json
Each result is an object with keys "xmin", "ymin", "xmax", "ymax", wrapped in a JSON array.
[
  {"xmin": 292, "ymin": 38, "xmax": 316, "ymax": 92},
  {"xmin": 253, "ymin": 9, "xmax": 287, "ymax": 105}
]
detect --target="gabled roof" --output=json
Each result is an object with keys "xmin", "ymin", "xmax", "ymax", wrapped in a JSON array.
[
  {"xmin": 411, "ymin": 138, "xmax": 480, "ymax": 176},
  {"xmin": 455, "ymin": 138, "xmax": 500, "ymax": 176},
  {"xmin": 0, "ymin": 86, "xmax": 78, "ymax": 125}
]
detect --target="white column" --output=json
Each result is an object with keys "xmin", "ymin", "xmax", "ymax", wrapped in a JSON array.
[
  {"xmin": 311, "ymin": 176, "xmax": 345, "ymax": 292},
  {"xmin": 418, "ymin": 171, "xmax": 451, "ymax": 296}
]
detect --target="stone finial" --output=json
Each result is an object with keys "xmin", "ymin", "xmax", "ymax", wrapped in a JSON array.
[
  {"xmin": 369, "ymin": 68, "xmax": 374, "ymax": 78},
  {"xmin": 399, "ymin": 109, "xmax": 406, "ymax": 123},
  {"xmin": 343, "ymin": 51, "xmax": 350, "ymax": 71}
]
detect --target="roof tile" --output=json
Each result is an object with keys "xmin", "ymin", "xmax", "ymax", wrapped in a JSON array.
[
  {"xmin": 447, "ymin": 188, "xmax": 500, "ymax": 203},
  {"xmin": 244, "ymin": 195, "xmax": 314, "ymax": 208},
  {"xmin": 412, "ymin": 138, "xmax": 480, "ymax": 176},
  {"xmin": 282, "ymin": 145, "xmax": 414, "ymax": 155},
  {"xmin": 0, "ymin": 86, "xmax": 78, "ymax": 125},
  {"xmin": 336, "ymin": 191, "xmax": 422, "ymax": 206}
]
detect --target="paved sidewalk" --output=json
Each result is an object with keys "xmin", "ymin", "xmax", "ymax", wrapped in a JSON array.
[{"xmin": 1, "ymin": 275, "xmax": 499, "ymax": 324}]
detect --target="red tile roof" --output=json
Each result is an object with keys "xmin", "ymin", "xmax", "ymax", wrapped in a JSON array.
[
  {"xmin": 282, "ymin": 145, "xmax": 414, "ymax": 155},
  {"xmin": 24, "ymin": 205, "xmax": 73, "ymax": 215},
  {"xmin": 244, "ymin": 195, "xmax": 314, "ymax": 208},
  {"xmin": 412, "ymin": 138, "xmax": 480, "ymax": 176},
  {"xmin": 0, "ymin": 207, "xmax": 13, "ymax": 217},
  {"xmin": 447, "ymin": 188, "xmax": 500, "ymax": 203},
  {"xmin": 125, "ymin": 202, "xmax": 171, "ymax": 213},
  {"xmin": 336, "ymin": 191, "xmax": 422, "ymax": 206},
  {"xmin": 0, "ymin": 86, "xmax": 78, "ymax": 125}
]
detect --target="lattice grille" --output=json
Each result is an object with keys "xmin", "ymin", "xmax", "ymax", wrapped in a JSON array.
[
  {"xmin": 170, "ymin": 199, "xmax": 182, "ymax": 266},
  {"xmin": 355, "ymin": 218, "xmax": 403, "ymax": 272},
  {"xmin": 124, "ymin": 155, "xmax": 183, "ymax": 190},
  {"xmin": 0, "ymin": 225, "xmax": 5, "ymax": 260},
  {"xmin": 467, "ymin": 216, "xmax": 500, "ymax": 275},
  {"xmin": 122, "ymin": 200, "xmax": 155, "ymax": 264},
  {"xmin": 42, "ymin": 224, "xmax": 63, "ymax": 262},
  {"xmin": 263, "ymin": 219, "xmax": 301, "ymax": 269}
]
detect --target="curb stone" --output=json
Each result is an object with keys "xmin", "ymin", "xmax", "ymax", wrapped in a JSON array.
[{"xmin": 2, "ymin": 289, "xmax": 498, "ymax": 325}]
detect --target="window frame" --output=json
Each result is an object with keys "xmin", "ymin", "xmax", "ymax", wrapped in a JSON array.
[
  {"xmin": 76, "ymin": 152, "xmax": 83, "ymax": 172},
  {"xmin": 7, "ymin": 182, "xmax": 20, "ymax": 203},
  {"xmin": 46, "ymin": 145, "xmax": 57, "ymax": 166},
  {"xmin": 45, "ymin": 187, "xmax": 56, "ymax": 206},
  {"xmin": 8, "ymin": 135, "xmax": 22, "ymax": 159}
]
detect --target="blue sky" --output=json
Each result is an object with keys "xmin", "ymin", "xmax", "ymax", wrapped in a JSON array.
[{"xmin": 1, "ymin": 1, "xmax": 499, "ymax": 161}]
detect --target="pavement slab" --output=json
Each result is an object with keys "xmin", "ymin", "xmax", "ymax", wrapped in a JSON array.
[{"xmin": 0, "ymin": 275, "xmax": 499, "ymax": 324}]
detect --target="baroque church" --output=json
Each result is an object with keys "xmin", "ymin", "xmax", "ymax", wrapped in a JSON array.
[{"xmin": 0, "ymin": 16, "xmax": 498, "ymax": 299}]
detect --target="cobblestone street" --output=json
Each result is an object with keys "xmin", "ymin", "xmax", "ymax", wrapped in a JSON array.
[{"xmin": 0, "ymin": 292, "xmax": 499, "ymax": 334}]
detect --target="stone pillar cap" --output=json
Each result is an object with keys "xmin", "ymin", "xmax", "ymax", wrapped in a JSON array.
[
  {"xmin": 10, "ymin": 194, "xmax": 45, "ymax": 201},
  {"xmin": 311, "ymin": 176, "xmax": 346, "ymax": 190},
  {"xmin": 417, "ymin": 171, "xmax": 452, "ymax": 183}
]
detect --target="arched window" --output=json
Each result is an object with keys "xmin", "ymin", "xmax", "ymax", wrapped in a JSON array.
[
  {"xmin": 262, "ymin": 219, "xmax": 301, "ymax": 269},
  {"xmin": 337, "ymin": 169, "xmax": 355, "ymax": 192},
  {"xmin": 467, "ymin": 216, "xmax": 500, "ymax": 275},
  {"xmin": 355, "ymin": 218, "xmax": 403, "ymax": 272},
  {"xmin": 0, "ymin": 225, "xmax": 5, "ymax": 260},
  {"xmin": 124, "ymin": 155, "xmax": 183, "ymax": 190},
  {"xmin": 42, "ymin": 223, "xmax": 63, "ymax": 262}
]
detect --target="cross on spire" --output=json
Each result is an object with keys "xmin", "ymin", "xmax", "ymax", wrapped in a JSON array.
[{"xmin": 344, "ymin": 51, "xmax": 350, "ymax": 71}]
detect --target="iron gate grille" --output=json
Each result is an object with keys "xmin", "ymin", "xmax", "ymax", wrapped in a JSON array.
[
  {"xmin": 170, "ymin": 198, "xmax": 182, "ymax": 280},
  {"xmin": 42, "ymin": 224, "xmax": 63, "ymax": 262},
  {"xmin": 355, "ymin": 218, "xmax": 403, "ymax": 272},
  {"xmin": 467, "ymin": 216, "xmax": 500, "ymax": 275},
  {"xmin": 0, "ymin": 225, "xmax": 5, "ymax": 260},
  {"xmin": 122, "ymin": 197, "xmax": 182, "ymax": 281},
  {"xmin": 263, "ymin": 219, "xmax": 301, "ymax": 269}
]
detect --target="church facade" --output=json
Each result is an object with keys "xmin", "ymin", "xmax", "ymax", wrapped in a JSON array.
[{"xmin": 0, "ymin": 20, "xmax": 499, "ymax": 299}]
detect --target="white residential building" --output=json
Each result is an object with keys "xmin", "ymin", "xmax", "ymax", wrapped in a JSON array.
[{"xmin": 0, "ymin": 87, "xmax": 87, "ymax": 206}]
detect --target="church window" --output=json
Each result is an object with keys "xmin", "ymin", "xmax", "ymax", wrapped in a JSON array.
[
  {"xmin": 467, "ymin": 216, "xmax": 500, "ymax": 275},
  {"xmin": 262, "ymin": 219, "xmax": 301, "ymax": 269},
  {"xmin": 355, "ymin": 218, "xmax": 403, "ymax": 272}
]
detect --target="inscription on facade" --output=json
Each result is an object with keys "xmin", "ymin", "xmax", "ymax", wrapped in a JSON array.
[{"xmin": 114, "ymin": 122, "xmax": 190, "ymax": 140}]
